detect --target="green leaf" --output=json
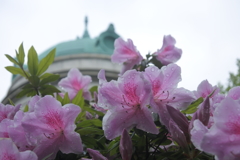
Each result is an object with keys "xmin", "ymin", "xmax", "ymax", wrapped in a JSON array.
[
  {"xmin": 17, "ymin": 88, "xmax": 36, "ymax": 98},
  {"xmin": 77, "ymin": 119, "xmax": 102, "ymax": 128},
  {"xmin": 181, "ymin": 97, "xmax": 204, "ymax": 114},
  {"xmin": 62, "ymin": 92, "xmax": 70, "ymax": 105},
  {"xmin": 18, "ymin": 43, "xmax": 25, "ymax": 66},
  {"xmin": 56, "ymin": 94, "xmax": 63, "ymax": 103},
  {"xmin": 89, "ymin": 86, "xmax": 98, "ymax": 97},
  {"xmin": 23, "ymin": 105, "xmax": 29, "ymax": 112},
  {"xmin": 37, "ymin": 48, "xmax": 56, "ymax": 76},
  {"xmin": 81, "ymin": 135, "xmax": 98, "ymax": 148},
  {"xmin": 150, "ymin": 56, "xmax": 163, "ymax": 69},
  {"xmin": 5, "ymin": 66, "xmax": 27, "ymax": 78},
  {"xmin": 29, "ymin": 75, "xmax": 40, "ymax": 87},
  {"xmin": 40, "ymin": 74, "xmax": 60, "ymax": 85},
  {"xmin": 107, "ymin": 140, "xmax": 119, "ymax": 156},
  {"xmin": 72, "ymin": 90, "xmax": 84, "ymax": 107},
  {"xmin": 39, "ymin": 85, "xmax": 60, "ymax": 96},
  {"xmin": 40, "ymin": 73, "xmax": 53, "ymax": 79},
  {"xmin": 76, "ymin": 127, "xmax": 103, "ymax": 136},
  {"xmin": 8, "ymin": 99, "xmax": 15, "ymax": 106},
  {"xmin": 81, "ymin": 105, "xmax": 104, "ymax": 117},
  {"xmin": 27, "ymin": 46, "xmax": 39, "ymax": 76},
  {"xmin": 5, "ymin": 54, "xmax": 19, "ymax": 66}
]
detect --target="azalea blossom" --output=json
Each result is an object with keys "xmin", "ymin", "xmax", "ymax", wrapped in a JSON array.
[
  {"xmin": 22, "ymin": 95, "xmax": 83, "ymax": 159},
  {"xmin": 111, "ymin": 38, "xmax": 143, "ymax": 75},
  {"xmin": 153, "ymin": 35, "xmax": 182, "ymax": 65},
  {"xmin": 0, "ymin": 138, "xmax": 37, "ymax": 160},
  {"xmin": 98, "ymin": 69, "xmax": 158, "ymax": 140},
  {"xmin": 191, "ymin": 97, "xmax": 240, "ymax": 160},
  {"xmin": 58, "ymin": 68, "xmax": 92, "ymax": 100},
  {"xmin": 143, "ymin": 64, "xmax": 195, "ymax": 133},
  {"xmin": 0, "ymin": 103, "xmax": 20, "ymax": 122},
  {"xmin": 144, "ymin": 64, "xmax": 195, "ymax": 111},
  {"xmin": 8, "ymin": 110, "xmax": 36, "ymax": 151}
]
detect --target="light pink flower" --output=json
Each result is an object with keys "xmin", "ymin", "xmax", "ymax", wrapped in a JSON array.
[
  {"xmin": 98, "ymin": 69, "xmax": 158, "ymax": 140},
  {"xmin": 194, "ymin": 80, "xmax": 220, "ymax": 99},
  {"xmin": 0, "ymin": 103, "xmax": 20, "ymax": 122},
  {"xmin": 58, "ymin": 68, "xmax": 92, "ymax": 100},
  {"xmin": 144, "ymin": 64, "xmax": 195, "ymax": 133},
  {"xmin": 191, "ymin": 97, "xmax": 240, "ymax": 160},
  {"xmin": 0, "ymin": 119, "xmax": 12, "ymax": 138},
  {"xmin": 144, "ymin": 64, "xmax": 195, "ymax": 111},
  {"xmin": 111, "ymin": 38, "xmax": 143, "ymax": 75},
  {"xmin": 22, "ymin": 95, "xmax": 83, "ymax": 159},
  {"xmin": 0, "ymin": 138, "xmax": 37, "ymax": 160},
  {"xmin": 28, "ymin": 95, "xmax": 41, "ymax": 112},
  {"xmin": 8, "ymin": 110, "xmax": 35, "ymax": 151},
  {"xmin": 154, "ymin": 35, "xmax": 182, "ymax": 65}
]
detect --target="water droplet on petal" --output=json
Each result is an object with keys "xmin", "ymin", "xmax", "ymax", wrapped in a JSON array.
[{"xmin": 151, "ymin": 68, "xmax": 155, "ymax": 72}]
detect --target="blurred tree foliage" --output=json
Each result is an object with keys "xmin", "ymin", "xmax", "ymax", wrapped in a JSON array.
[{"xmin": 218, "ymin": 59, "xmax": 240, "ymax": 93}]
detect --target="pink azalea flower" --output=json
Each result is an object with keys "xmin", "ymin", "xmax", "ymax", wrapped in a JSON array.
[
  {"xmin": 0, "ymin": 118, "xmax": 12, "ymax": 138},
  {"xmin": 153, "ymin": 35, "xmax": 182, "ymax": 65},
  {"xmin": 144, "ymin": 64, "xmax": 195, "ymax": 111},
  {"xmin": 227, "ymin": 86, "xmax": 240, "ymax": 100},
  {"xmin": 28, "ymin": 95, "xmax": 41, "ymax": 112},
  {"xmin": 111, "ymin": 38, "xmax": 143, "ymax": 75},
  {"xmin": 191, "ymin": 97, "xmax": 240, "ymax": 160},
  {"xmin": 0, "ymin": 103, "xmax": 20, "ymax": 122},
  {"xmin": 143, "ymin": 64, "xmax": 195, "ymax": 132},
  {"xmin": 8, "ymin": 110, "xmax": 35, "ymax": 151},
  {"xmin": 194, "ymin": 80, "xmax": 220, "ymax": 99},
  {"xmin": 0, "ymin": 138, "xmax": 37, "ymax": 160},
  {"xmin": 22, "ymin": 95, "xmax": 83, "ymax": 159},
  {"xmin": 58, "ymin": 68, "xmax": 92, "ymax": 100},
  {"xmin": 98, "ymin": 69, "xmax": 159, "ymax": 140}
]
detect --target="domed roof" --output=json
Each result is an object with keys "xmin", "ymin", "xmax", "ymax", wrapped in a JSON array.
[{"xmin": 39, "ymin": 17, "xmax": 120, "ymax": 60}]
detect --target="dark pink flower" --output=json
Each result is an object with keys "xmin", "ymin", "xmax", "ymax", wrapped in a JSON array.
[
  {"xmin": 154, "ymin": 35, "xmax": 182, "ymax": 65},
  {"xmin": 0, "ymin": 138, "xmax": 37, "ymax": 160},
  {"xmin": 98, "ymin": 69, "xmax": 158, "ymax": 140},
  {"xmin": 22, "ymin": 95, "xmax": 83, "ymax": 159},
  {"xmin": 111, "ymin": 38, "xmax": 143, "ymax": 75},
  {"xmin": 58, "ymin": 68, "xmax": 92, "ymax": 100}
]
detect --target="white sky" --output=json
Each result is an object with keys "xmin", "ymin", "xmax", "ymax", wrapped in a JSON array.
[{"xmin": 0, "ymin": 0, "xmax": 240, "ymax": 101}]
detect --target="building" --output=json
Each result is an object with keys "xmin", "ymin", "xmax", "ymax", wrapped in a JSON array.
[{"xmin": 2, "ymin": 17, "xmax": 122, "ymax": 105}]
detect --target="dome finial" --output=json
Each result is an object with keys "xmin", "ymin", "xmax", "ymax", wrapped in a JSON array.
[
  {"xmin": 82, "ymin": 16, "xmax": 90, "ymax": 38},
  {"xmin": 85, "ymin": 16, "xmax": 88, "ymax": 29}
]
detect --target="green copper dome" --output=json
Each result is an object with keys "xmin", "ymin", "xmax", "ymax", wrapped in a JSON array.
[{"xmin": 39, "ymin": 17, "xmax": 120, "ymax": 60}]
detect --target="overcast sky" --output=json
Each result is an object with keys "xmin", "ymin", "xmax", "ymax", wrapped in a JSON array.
[{"xmin": 1, "ymin": 0, "xmax": 240, "ymax": 101}]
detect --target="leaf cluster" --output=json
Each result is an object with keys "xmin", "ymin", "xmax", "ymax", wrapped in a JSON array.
[{"xmin": 5, "ymin": 43, "xmax": 60, "ymax": 97}]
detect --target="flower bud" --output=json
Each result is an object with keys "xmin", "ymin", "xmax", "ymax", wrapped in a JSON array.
[{"xmin": 120, "ymin": 129, "xmax": 133, "ymax": 160}]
